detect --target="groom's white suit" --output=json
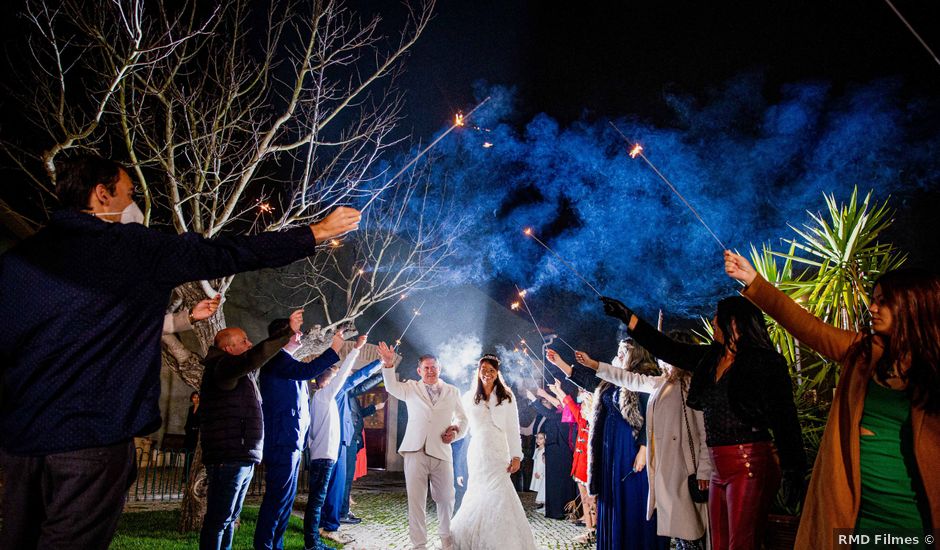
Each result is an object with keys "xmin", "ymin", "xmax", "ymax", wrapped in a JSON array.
[{"xmin": 383, "ymin": 366, "xmax": 468, "ymax": 549}]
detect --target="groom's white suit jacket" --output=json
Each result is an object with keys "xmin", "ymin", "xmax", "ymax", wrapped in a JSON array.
[{"xmin": 382, "ymin": 369, "xmax": 468, "ymax": 462}]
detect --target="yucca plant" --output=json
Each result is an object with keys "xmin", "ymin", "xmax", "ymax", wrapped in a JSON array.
[{"xmin": 749, "ymin": 187, "xmax": 906, "ymax": 515}]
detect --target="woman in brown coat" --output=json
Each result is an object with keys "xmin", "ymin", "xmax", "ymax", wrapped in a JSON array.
[{"xmin": 724, "ymin": 250, "xmax": 940, "ymax": 549}]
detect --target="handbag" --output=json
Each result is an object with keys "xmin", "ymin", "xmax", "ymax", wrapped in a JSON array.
[{"xmin": 681, "ymin": 380, "xmax": 709, "ymax": 504}]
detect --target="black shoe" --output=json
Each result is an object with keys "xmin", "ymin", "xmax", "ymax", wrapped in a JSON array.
[{"xmin": 340, "ymin": 514, "xmax": 362, "ymax": 525}]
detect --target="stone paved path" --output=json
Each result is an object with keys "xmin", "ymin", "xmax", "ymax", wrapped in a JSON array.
[{"xmin": 295, "ymin": 471, "xmax": 592, "ymax": 550}]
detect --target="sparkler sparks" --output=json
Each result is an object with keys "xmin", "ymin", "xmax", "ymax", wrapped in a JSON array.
[
  {"xmin": 394, "ymin": 300, "xmax": 427, "ymax": 347},
  {"xmin": 483, "ymin": 142, "xmax": 494, "ymax": 148},
  {"xmin": 523, "ymin": 228, "xmax": 603, "ymax": 297},
  {"xmin": 257, "ymin": 201, "xmax": 274, "ymax": 214},
  {"xmin": 609, "ymin": 122, "xmax": 727, "ymax": 251},
  {"xmin": 361, "ymin": 96, "xmax": 491, "ymax": 211}
]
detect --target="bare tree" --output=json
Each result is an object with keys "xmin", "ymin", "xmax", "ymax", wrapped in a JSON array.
[{"xmin": 3, "ymin": 0, "xmax": 444, "ymax": 530}]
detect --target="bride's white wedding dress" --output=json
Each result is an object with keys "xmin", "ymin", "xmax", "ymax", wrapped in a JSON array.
[{"xmin": 450, "ymin": 389, "xmax": 537, "ymax": 550}]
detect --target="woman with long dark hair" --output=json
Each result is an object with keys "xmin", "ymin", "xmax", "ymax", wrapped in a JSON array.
[
  {"xmin": 600, "ymin": 295, "xmax": 805, "ymax": 550},
  {"xmin": 450, "ymin": 355, "xmax": 536, "ymax": 550},
  {"xmin": 724, "ymin": 251, "xmax": 940, "ymax": 549}
]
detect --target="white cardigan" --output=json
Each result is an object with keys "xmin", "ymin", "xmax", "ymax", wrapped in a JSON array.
[
  {"xmin": 597, "ymin": 362, "xmax": 712, "ymax": 542},
  {"xmin": 462, "ymin": 389, "xmax": 524, "ymax": 460}
]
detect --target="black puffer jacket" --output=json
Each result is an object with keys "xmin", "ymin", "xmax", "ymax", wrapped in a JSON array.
[
  {"xmin": 629, "ymin": 315, "xmax": 806, "ymax": 473},
  {"xmin": 199, "ymin": 325, "xmax": 293, "ymax": 465}
]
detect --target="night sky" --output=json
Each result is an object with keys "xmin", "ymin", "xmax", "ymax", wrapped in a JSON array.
[
  {"xmin": 390, "ymin": 1, "xmax": 940, "ymax": 135},
  {"xmin": 2, "ymin": 1, "xmax": 939, "ymax": 352}
]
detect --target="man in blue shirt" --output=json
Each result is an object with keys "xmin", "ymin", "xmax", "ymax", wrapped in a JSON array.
[
  {"xmin": 253, "ymin": 317, "xmax": 343, "ymax": 550},
  {"xmin": 0, "ymin": 155, "xmax": 360, "ymax": 550}
]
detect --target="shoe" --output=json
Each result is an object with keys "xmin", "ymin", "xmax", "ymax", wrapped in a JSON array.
[
  {"xmin": 340, "ymin": 513, "xmax": 362, "ymax": 525},
  {"xmin": 319, "ymin": 528, "xmax": 355, "ymax": 544}
]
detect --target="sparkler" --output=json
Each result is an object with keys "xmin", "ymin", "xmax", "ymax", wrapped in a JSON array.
[
  {"xmin": 523, "ymin": 228, "xmax": 603, "ymax": 297},
  {"xmin": 394, "ymin": 300, "xmax": 427, "ymax": 346},
  {"xmin": 518, "ymin": 338, "xmax": 549, "ymax": 384},
  {"xmin": 361, "ymin": 96, "xmax": 492, "ymax": 211},
  {"xmin": 514, "ymin": 285, "xmax": 546, "ymax": 346},
  {"xmin": 609, "ymin": 122, "xmax": 727, "ymax": 251},
  {"xmin": 554, "ymin": 335, "xmax": 577, "ymax": 353},
  {"xmin": 365, "ymin": 294, "xmax": 407, "ymax": 334},
  {"xmin": 882, "ymin": 0, "xmax": 940, "ymax": 68}
]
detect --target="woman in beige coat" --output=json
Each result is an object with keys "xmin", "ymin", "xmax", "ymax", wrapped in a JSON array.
[{"xmin": 549, "ymin": 343, "xmax": 712, "ymax": 549}]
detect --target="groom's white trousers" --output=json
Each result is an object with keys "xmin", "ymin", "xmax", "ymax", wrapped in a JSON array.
[{"xmin": 403, "ymin": 451, "xmax": 455, "ymax": 549}]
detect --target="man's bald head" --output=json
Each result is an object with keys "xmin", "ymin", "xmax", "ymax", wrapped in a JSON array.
[{"xmin": 214, "ymin": 328, "xmax": 252, "ymax": 356}]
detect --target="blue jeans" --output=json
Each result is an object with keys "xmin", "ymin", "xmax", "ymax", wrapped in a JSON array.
[
  {"xmin": 303, "ymin": 458, "xmax": 335, "ymax": 550},
  {"xmin": 253, "ymin": 448, "xmax": 303, "ymax": 550},
  {"xmin": 200, "ymin": 462, "xmax": 255, "ymax": 550}
]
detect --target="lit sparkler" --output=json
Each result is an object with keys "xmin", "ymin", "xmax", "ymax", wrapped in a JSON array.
[
  {"xmin": 257, "ymin": 201, "xmax": 274, "ymax": 214},
  {"xmin": 514, "ymin": 284, "xmax": 546, "ymax": 346},
  {"xmin": 483, "ymin": 142, "xmax": 494, "ymax": 148},
  {"xmin": 394, "ymin": 300, "xmax": 427, "ymax": 346},
  {"xmin": 518, "ymin": 338, "xmax": 549, "ymax": 384},
  {"xmin": 362, "ymin": 96, "xmax": 492, "ymax": 211},
  {"xmin": 609, "ymin": 122, "xmax": 727, "ymax": 251},
  {"xmin": 523, "ymin": 228, "xmax": 603, "ymax": 297},
  {"xmin": 365, "ymin": 294, "xmax": 407, "ymax": 334}
]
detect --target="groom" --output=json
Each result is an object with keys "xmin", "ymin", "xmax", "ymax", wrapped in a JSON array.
[{"xmin": 378, "ymin": 344, "xmax": 467, "ymax": 550}]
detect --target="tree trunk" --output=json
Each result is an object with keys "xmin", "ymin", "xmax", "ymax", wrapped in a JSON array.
[{"xmin": 162, "ymin": 280, "xmax": 227, "ymax": 532}]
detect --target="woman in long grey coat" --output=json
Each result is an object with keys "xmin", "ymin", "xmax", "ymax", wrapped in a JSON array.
[{"xmin": 549, "ymin": 338, "xmax": 711, "ymax": 549}]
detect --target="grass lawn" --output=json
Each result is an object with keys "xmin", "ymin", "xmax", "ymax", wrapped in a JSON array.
[{"xmin": 109, "ymin": 505, "xmax": 341, "ymax": 549}]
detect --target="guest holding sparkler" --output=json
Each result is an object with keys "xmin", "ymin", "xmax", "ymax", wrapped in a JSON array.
[
  {"xmin": 598, "ymin": 295, "xmax": 805, "ymax": 550},
  {"xmin": 550, "ymin": 331, "xmax": 712, "ymax": 550},
  {"xmin": 546, "ymin": 380, "xmax": 596, "ymax": 544},
  {"xmin": 549, "ymin": 339, "xmax": 665, "ymax": 550},
  {"xmin": 724, "ymin": 251, "xmax": 939, "ymax": 550},
  {"xmin": 524, "ymin": 388, "xmax": 577, "ymax": 520}
]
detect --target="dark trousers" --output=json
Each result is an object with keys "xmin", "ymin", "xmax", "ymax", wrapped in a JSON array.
[
  {"xmin": 303, "ymin": 458, "xmax": 336, "ymax": 550},
  {"xmin": 200, "ymin": 461, "xmax": 255, "ymax": 550},
  {"xmin": 253, "ymin": 448, "xmax": 303, "ymax": 550},
  {"xmin": 708, "ymin": 442, "xmax": 781, "ymax": 550},
  {"xmin": 340, "ymin": 441, "xmax": 360, "ymax": 518},
  {"xmin": 319, "ymin": 443, "xmax": 347, "ymax": 531},
  {"xmin": 0, "ymin": 440, "xmax": 137, "ymax": 550}
]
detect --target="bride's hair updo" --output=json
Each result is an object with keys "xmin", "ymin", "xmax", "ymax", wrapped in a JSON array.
[{"xmin": 474, "ymin": 354, "xmax": 513, "ymax": 406}]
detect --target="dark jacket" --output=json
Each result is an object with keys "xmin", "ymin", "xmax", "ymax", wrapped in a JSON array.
[
  {"xmin": 348, "ymin": 372, "xmax": 383, "ymax": 450},
  {"xmin": 199, "ymin": 326, "xmax": 294, "ymax": 465},
  {"xmin": 335, "ymin": 360, "xmax": 382, "ymax": 448},
  {"xmin": 259, "ymin": 347, "xmax": 339, "ymax": 453},
  {"xmin": 628, "ymin": 314, "xmax": 806, "ymax": 473},
  {"xmin": 0, "ymin": 210, "xmax": 316, "ymax": 455}
]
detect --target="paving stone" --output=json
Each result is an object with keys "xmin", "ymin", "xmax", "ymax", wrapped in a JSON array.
[{"xmin": 294, "ymin": 471, "xmax": 593, "ymax": 550}]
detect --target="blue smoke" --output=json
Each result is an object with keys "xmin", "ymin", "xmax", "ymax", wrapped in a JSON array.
[{"xmin": 394, "ymin": 76, "xmax": 940, "ymax": 321}]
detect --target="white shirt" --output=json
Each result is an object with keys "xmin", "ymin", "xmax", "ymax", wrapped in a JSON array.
[{"xmin": 307, "ymin": 347, "xmax": 360, "ymax": 461}]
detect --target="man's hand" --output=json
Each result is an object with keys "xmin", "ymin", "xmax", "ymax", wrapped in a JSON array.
[
  {"xmin": 724, "ymin": 250, "xmax": 758, "ymax": 286},
  {"xmin": 289, "ymin": 309, "xmax": 304, "ymax": 333},
  {"xmin": 600, "ymin": 296, "xmax": 634, "ymax": 324},
  {"xmin": 506, "ymin": 457, "xmax": 521, "ymax": 474},
  {"xmin": 331, "ymin": 329, "xmax": 345, "ymax": 352},
  {"xmin": 441, "ymin": 425, "xmax": 459, "ymax": 444},
  {"xmin": 633, "ymin": 445, "xmax": 647, "ymax": 473},
  {"xmin": 575, "ymin": 351, "xmax": 599, "ymax": 371},
  {"xmin": 311, "ymin": 206, "xmax": 361, "ymax": 243},
  {"xmin": 536, "ymin": 388, "xmax": 551, "ymax": 400},
  {"xmin": 377, "ymin": 342, "xmax": 397, "ymax": 368},
  {"xmin": 353, "ymin": 334, "xmax": 367, "ymax": 350},
  {"xmin": 191, "ymin": 295, "xmax": 221, "ymax": 321}
]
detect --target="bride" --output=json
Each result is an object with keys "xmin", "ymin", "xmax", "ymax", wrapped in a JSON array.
[{"xmin": 450, "ymin": 354, "xmax": 537, "ymax": 550}]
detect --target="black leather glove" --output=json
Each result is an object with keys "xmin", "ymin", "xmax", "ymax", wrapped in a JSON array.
[
  {"xmin": 780, "ymin": 468, "xmax": 805, "ymax": 511},
  {"xmin": 600, "ymin": 296, "xmax": 634, "ymax": 324}
]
